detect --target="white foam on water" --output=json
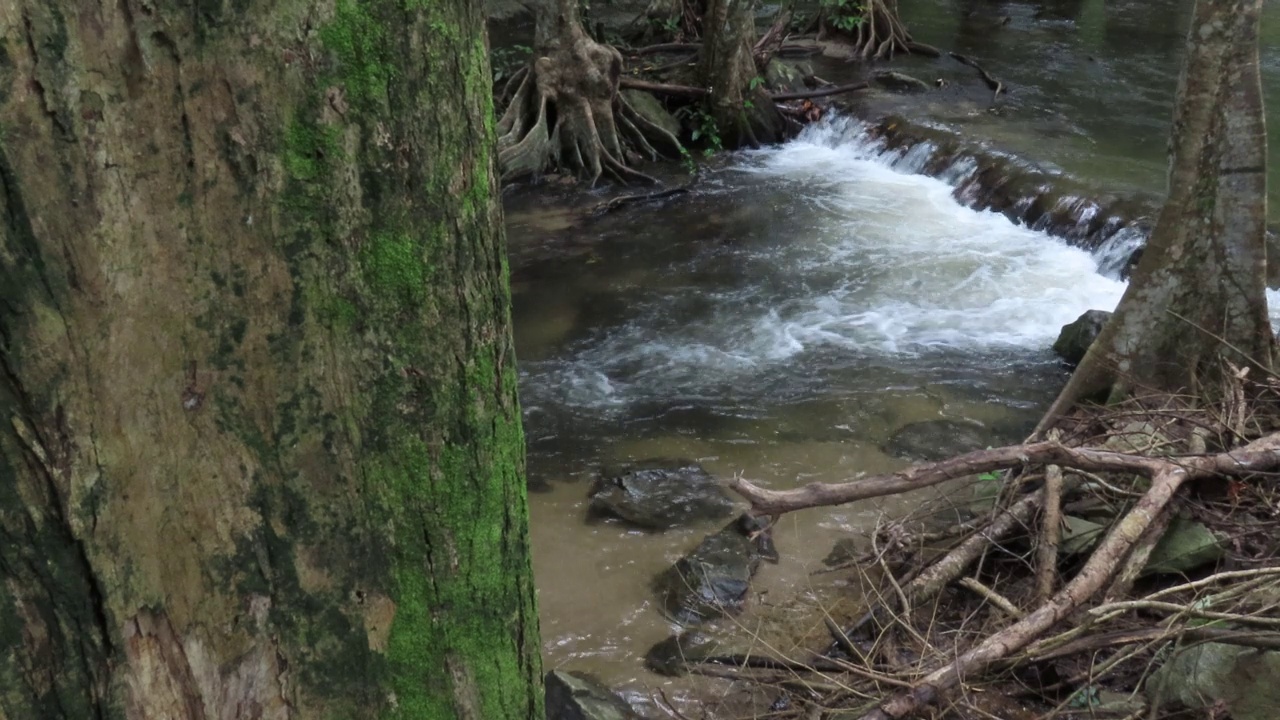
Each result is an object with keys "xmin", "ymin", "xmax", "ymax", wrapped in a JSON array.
[
  {"xmin": 729, "ymin": 117, "xmax": 1127, "ymax": 355},
  {"xmin": 525, "ymin": 116, "xmax": 1280, "ymax": 411}
]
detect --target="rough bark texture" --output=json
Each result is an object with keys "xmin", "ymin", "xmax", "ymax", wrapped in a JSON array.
[
  {"xmin": 0, "ymin": 1, "xmax": 541, "ymax": 719},
  {"xmin": 698, "ymin": 0, "xmax": 783, "ymax": 147},
  {"xmin": 498, "ymin": 0, "xmax": 680, "ymax": 183},
  {"xmin": 1043, "ymin": 0, "xmax": 1272, "ymax": 425}
]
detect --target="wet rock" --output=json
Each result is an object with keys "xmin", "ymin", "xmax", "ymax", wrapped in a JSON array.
[
  {"xmin": 644, "ymin": 630, "xmax": 727, "ymax": 676},
  {"xmin": 587, "ymin": 459, "xmax": 737, "ymax": 530},
  {"xmin": 765, "ymin": 59, "xmax": 810, "ymax": 93},
  {"xmin": 1147, "ymin": 643, "xmax": 1280, "ymax": 720},
  {"xmin": 620, "ymin": 89, "xmax": 680, "ymax": 139},
  {"xmin": 823, "ymin": 537, "xmax": 861, "ymax": 567},
  {"xmin": 545, "ymin": 670, "xmax": 645, "ymax": 720},
  {"xmin": 1141, "ymin": 516, "xmax": 1223, "ymax": 576},
  {"xmin": 1059, "ymin": 515, "xmax": 1105, "ymax": 556},
  {"xmin": 1103, "ymin": 420, "xmax": 1170, "ymax": 455},
  {"xmin": 873, "ymin": 71, "xmax": 931, "ymax": 93},
  {"xmin": 653, "ymin": 514, "xmax": 778, "ymax": 624},
  {"xmin": 1053, "ymin": 309, "xmax": 1111, "ymax": 366},
  {"xmin": 883, "ymin": 418, "xmax": 991, "ymax": 462}
]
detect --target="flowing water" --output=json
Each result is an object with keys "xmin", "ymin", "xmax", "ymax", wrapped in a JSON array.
[{"xmin": 503, "ymin": 0, "xmax": 1280, "ymax": 699}]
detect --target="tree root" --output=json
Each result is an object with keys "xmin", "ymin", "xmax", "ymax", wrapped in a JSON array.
[
  {"xmin": 821, "ymin": 0, "xmax": 914, "ymax": 60},
  {"xmin": 498, "ymin": 42, "xmax": 681, "ymax": 184},
  {"xmin": 949, "ymin": 51, "xmax": 1005, "ymax": 98}
]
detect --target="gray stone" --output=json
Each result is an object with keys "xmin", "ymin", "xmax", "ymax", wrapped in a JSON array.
[
  {"xmin": 1059, "ymin": 515, "xmax": 1105, "ymax": 556},
  {"xmin": 653, "ymin": 514, "xmax": 777, "ymax": 624},
  {"xmin": 644, "ymin": 630, "xmax": 727, "ymax": 676},
  {"xmin": 587, "ymin": 459, "xmax": 737, "ymax": 530},
  {"xmin": 545, "ymin": 670, "xmax": 645, "ymax": 720},
  {"xmin": 883, "ymin": 418, "xmax": 991, "ymax": 462},
  {"xmin": 764, "ymin": 59, "xmax": 809, "ymax": 93},
  {"xmin": 873, "ymin": 71, "xmax": 932, "ymax": 93},
  {"xmin": 1147, "ymin": 643, "xmax": 1280, "ymax": 720},
  {"xmin": 1142, "ymin": 516, "xmax": 1224, "ymax": 576},
  {"xmin": 1053, "ymin": 309, "xmax": 1112, "ymax": 366},
  {"xmin": 620, "ymin": 90, "xmax": 680, "ymax": 139}
]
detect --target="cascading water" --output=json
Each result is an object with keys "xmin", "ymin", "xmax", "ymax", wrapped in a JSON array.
[{"xmin": 513, "ymin": 115, "xmax": 1276, "ymax": 689}]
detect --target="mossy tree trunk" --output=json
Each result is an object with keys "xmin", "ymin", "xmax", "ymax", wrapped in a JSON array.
[
  {"xmin": 699, "ymin": 0, "xmax": 784, "ymax": 147},
  {"xmin": 1044, "ymin": 0, "xmax": 1273, "ymax": 423},
  {"xmin": 0, "ymin": 1, "xmax": 541, "ymax": 718}
]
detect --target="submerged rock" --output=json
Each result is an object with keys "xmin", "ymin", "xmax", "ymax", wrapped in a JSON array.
[
  {"xmin": 587, "ymin": 459, "xmax": 737, "ymax": 530},
  {"xmin": 644, "ymin": 630, "xmax": 727, "ymax": 676},
  {"xmin": 653, "ymin": 513, "xmax": 778, "ymax": 624},
  {"xmin": 1148, "ymin": 643, "xmax": 1280, "ymax": 720},
  {"xmin": 883, "ymin": 418, "xmax": 991, "ymax": 462},
  {"xmin": 545, "ymin": 670, "xmax": 645, "ymax": 720},
  {"xmin": 873, "ymin": 71, "xmax": 932, "ymax": 93},
  {"xmin": 1052, "ymin": 309, "xmax": 1111, "ymax": 366}
]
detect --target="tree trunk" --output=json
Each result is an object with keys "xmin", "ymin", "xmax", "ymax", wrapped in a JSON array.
[
  {"xmin": 498, "ymin": 0, "xmax": 681, "ymax": 183},
  {"xmin": 1042, "ymin": 0, "xmax": 1272, "ymax": 424},
  {"xmin": 699, "ymin": 0, "xmax": 784, "ymax": 147},
  {"xmin": 0, "ymin": 2, "xmax": 542, "ymax": 718}
]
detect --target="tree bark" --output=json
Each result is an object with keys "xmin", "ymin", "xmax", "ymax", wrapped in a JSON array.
[
  {"xmin": 0, "ymin": 2, "xmax": 541, "ymax": 718},
  {"xmin": 1042, "ymin": 0, "xmax": 1272, "ymax": 426},
  {"xmin": 499, "ymin": 0, "xmax": 681, "ymax": 182},
  {"xmin": 699, "ymin": 0, "xmax": 784, "ymax": 147}
]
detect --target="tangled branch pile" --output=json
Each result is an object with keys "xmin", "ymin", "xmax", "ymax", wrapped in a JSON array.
[{"xmin": 701, "ymin": 370, "xmax": 1280, "ymax": 719}]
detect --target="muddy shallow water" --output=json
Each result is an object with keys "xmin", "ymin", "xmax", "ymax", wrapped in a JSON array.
[{"xmin": 500, "ymin": 0, "xmax": 1280, "ymax": 701}]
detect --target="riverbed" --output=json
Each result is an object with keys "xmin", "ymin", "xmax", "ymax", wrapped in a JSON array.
[{"xmin": 501, "ymin": 0, "xmax": 1280, "ymax": 703}]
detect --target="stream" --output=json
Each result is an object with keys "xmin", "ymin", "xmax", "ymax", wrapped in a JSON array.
[{"xmin": 500, "ymin": 0, "xmax": 1280, "ymax": 702}]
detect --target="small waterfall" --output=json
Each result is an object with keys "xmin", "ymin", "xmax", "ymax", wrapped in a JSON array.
[{"xmin": 789, "ymin": 116, "xmax": 1155, "ymax": 267}]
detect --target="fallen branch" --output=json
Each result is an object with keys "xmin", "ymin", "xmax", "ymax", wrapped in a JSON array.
[
  {"xmin": 729, "ymin": 440, "xmax": 1160, "ymax": 517},
  {"xmin": 854, "ymin": 432, "xmax": 1280, "ymax": 720},
  {"xmin": 1020, "ymin": 626, "xmax": 1280, "ymax": 663},
  {"xmin": 958, "ymin": 577, "xmax": 1024, "ymax": 619},
  {"xmin": 830, "ymin": 477, "xmax": 1078, "ymax": 648},
  {"xmin": 1036, "ymin": 456, "xmax": 1064, "ymax": 602},
  {"xmin": 770, "ymin": 82, "xmax": 869, "ymax": 101}
]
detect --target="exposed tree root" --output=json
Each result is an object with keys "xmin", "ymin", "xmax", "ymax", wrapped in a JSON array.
[
  {"xmin": 821, "ymin": 0, "xmax": 915, "ymax": 60},
  {"xmin": 950, "ymin": 51, "xmax": 1005, "ymax": 97},
  {"xmin": 619, "ymin": 76, "xmax": 708, "ymax": 98},
  {"xmin": 498, "ymin": 28, "xmax": 682, "ymax": 184}
]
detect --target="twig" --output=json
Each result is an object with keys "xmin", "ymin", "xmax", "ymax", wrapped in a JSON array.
[
  {"xmin": 1036, "ymin": 436, "xmax": 1064, "ymax": 602},
  {"xmin": 957, "ymin": 577, "xmax": 1025, "ymax": 619},
  {"xmin": 856, "ymin": 432, "xmax": 1280, "ymax": 720}
]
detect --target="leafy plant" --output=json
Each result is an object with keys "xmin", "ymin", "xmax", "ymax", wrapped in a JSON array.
[
  {"xmin": 677, "ymin": 105, "xmax": 723, "ymax": 156},
  {"xmin": 491, "ymin": 44, "xmax": 532, "ymax": 83},
  {"xmin": 821, "ymin": 0, "xmax": 866, "ymax": 32}
]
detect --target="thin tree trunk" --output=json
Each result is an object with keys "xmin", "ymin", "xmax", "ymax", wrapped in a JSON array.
[
  {"xmin": 1041, "ymin": 0, "xmax": 1272, "ymax": 427},
  {"xmin": 700, "ymin": 0, "xmax": 784, "ymax": 147},
  {"xmin": 0, "ymin": 2, "xmax": 541, "ymax": 718}
]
